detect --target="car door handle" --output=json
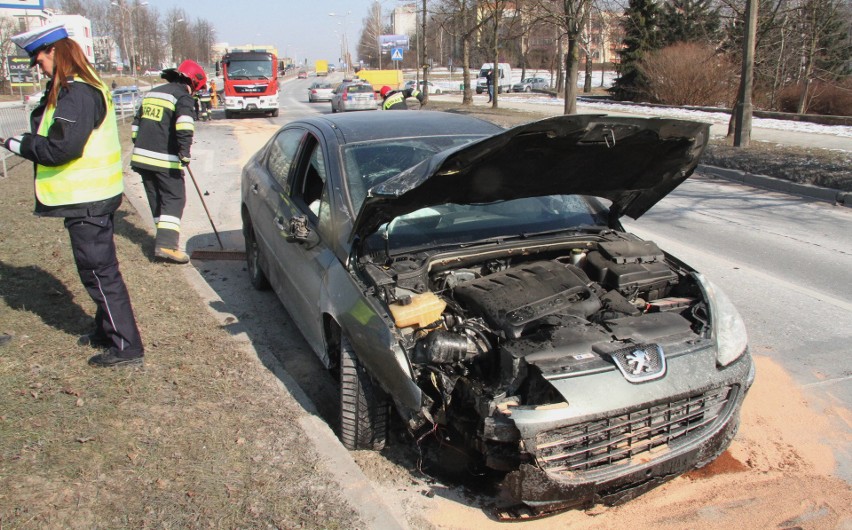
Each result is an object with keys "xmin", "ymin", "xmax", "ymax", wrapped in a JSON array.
[
  {"xmin": 275, "ymin": 216, "xmax": 286, "ymax": 230},
  {"xmin": 251, "ymin": 183, "xmax": 259, "ymax": 194}
]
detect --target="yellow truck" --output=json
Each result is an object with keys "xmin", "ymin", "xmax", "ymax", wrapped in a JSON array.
[
  {"xmin": 354, "ymin": 69, "xmax": 403, "ymax": 92},
  {"xmin": 315, "ymin": 60, "xmax": 329, "ymax": 77}
]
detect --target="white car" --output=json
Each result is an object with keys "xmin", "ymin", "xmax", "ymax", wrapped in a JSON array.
[
  {"xmin": 24, "ymin": 89, "xmax": 45, "ymax": 107},
  {"xmin": 308, "ymin": 81, "xmax": 334, "ymax": 102},
  {"xmin": 404, "ymin": 80, "xmax": 442, "ymax": 94}
]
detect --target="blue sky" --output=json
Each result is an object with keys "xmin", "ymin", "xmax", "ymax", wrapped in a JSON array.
[{"xmin": 143, "ymin": 0, "xmax": 381, "ymax": 65}]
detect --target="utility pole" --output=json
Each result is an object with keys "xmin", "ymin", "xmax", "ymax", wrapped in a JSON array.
[{"xmin": 733, "ymin": 0, "xmax": 758, "ymax": 147}]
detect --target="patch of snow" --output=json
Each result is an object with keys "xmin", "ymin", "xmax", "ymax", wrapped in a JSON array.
[{"xmin": 499, "ymin": 94, "xmax": 852, "ymax": 138}]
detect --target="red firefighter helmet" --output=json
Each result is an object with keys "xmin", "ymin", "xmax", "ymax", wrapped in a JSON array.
[
  {"xmin": 380, "ymin": 85, "xmax": 392, "ymax": 98},
  {"xmin": 176, "ymin": 60, "xmax": 207, "ymax": 92}
]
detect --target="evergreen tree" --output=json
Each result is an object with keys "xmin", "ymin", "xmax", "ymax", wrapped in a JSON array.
[
  {"xmin": 610, "ymin": 0, "xmax": 662, "ymax": 101},
  {"xmin": 659, "ymin": 0, "xmax": 722, "ymax": 46}
]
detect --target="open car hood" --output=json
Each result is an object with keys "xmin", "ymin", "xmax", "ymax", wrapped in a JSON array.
[{"xmin": 351, "ymin": 114, "xmax": 709, "ymax": 243}]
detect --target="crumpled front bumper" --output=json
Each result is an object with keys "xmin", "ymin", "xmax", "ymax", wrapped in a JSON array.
[{"xmin": 502, "ymin": 355, "xmax": 754, "ymax": 512}]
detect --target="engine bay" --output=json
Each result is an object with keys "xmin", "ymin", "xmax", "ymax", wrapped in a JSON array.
[{"xmin": 357, "ymin": 231, "xmax": 712, "ymax": 467}]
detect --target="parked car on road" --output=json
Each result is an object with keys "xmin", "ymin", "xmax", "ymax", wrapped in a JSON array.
[
  {"xmin": 330, "ymin": 81, "xmax": 377, "ymax": 112},
  {"xmin": 403, "ymin": 80, "xmax": 443, "ymax": 94},
  {"xmin": 23, "ymin": 89, "xmax": 45, "ymax": 107},
  {"xmin": 308, "ymin": 81, "xmax": 334, "ymax": 102},
  {"xmin": 240, "ymin": 111, "xmax": 754, "ymax": 515},
  {"xmin": 111, "ymin": 86, "xmax": 142, "ymax": 113},
  {"xmin": 511, "ymin": 77, "xmax": 549, "ymax": 92},
  {"xmin": 297, "ymin": 70, "xmax": 308, "ymax": 79}
]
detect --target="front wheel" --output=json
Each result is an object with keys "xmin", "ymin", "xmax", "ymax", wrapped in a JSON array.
[
  {"xmin": 339, "ymin": 336, "xmax": 388, "ymax": 450},
  {"xmin": 271, "ymin": 109, "xmax": 279, "ymax": 117},
  {"xmin": 244, "ymin": 220, "xmax": 270, "ymax": 291}
]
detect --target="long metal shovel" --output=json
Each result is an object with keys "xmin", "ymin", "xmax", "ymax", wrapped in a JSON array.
[{"xmin": 185, "ymin": 165, "xmax": 246, "ymax": 260}]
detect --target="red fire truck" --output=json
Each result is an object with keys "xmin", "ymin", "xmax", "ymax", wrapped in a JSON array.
[{"xmin": 221, "ymin": 48, "xmax": 280, "ymax": 118}]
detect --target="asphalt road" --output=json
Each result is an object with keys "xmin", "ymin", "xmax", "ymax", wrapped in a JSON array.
[{"xmin": 122, "ymin": 76, "xmax": 851, "ymax": 519}]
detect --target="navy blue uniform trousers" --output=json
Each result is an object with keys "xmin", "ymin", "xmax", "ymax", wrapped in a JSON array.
[{"xmin": 65, "ymin": 213, "xmax": 143, "ymax": 357}]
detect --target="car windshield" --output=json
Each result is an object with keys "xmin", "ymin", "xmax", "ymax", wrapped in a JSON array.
[
  {"xmin": 343, "ymin": 136, "xmax": 486, "ymax": 213},
  {"xmin": 227, "ymin": 60, "xmax": 273, "ymax": 79},
  {"xmin": 366, "ymin": 195, "xmax": 603, "ymax": 253}
]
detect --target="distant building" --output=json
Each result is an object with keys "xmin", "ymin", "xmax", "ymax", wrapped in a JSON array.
[
  {"xmin": 391, "ymin": 4, "xmax": 416, "ymax": 36},
  {"xmin": 0, "ymin": 7, "xmax": 95, "ymax": 65}
]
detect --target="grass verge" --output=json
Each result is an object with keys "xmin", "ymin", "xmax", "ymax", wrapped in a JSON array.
[{"xmin": 0, "ymin": 135, "xmax": 358, "ymax": 527}]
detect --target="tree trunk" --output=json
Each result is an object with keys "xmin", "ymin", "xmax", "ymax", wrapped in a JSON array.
[
  {"xmin": 462, "ymin": 36, "xmax": 473, "ymax": 105},
  {"xmin": 421, "ymin": 0, "xmax": 429, "ymax": 105},
  {"xmin": 584, "ymin": 49, "xmax": 593, "ymax": 93},
  {"xmin": 564, "ymin": 36, "xmax": 580, "ymax": 114}
]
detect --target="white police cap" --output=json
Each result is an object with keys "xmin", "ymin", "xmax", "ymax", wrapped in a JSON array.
[{"xmin": 11, "ymin": 23, "xmax": 69, "ymax": 66}]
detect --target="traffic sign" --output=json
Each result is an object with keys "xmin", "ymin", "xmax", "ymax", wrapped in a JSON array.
[{"xmin": 391, "ymin": 48, "xmax": 403, "ymax": 62}]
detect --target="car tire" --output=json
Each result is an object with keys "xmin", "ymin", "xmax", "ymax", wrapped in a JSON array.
[
  {"xmin": 524, "ymin": 86, "xmax": 531, "ymax": 92},
  {"xmin": 245, "ymin": 222, "xmax": 270, "ymax": 291},
  {"xmin": 272, "ymin": 109, "xmax": 279, "ymax": 117},
  {"xmin": 339, "ymin": 335, "xmax": 388, "ymax": 450},
  {"xmin": 225, "ymin": 110, "xmax": 233, "ymax": 119}
]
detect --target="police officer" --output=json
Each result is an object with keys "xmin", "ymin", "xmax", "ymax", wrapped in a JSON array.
[
  {"xmin": 130, "ymin": 60, "xmax": 206, "ymax": 263},
  {"xmin": 380, "ymin": 85, "xmax": 424, "ymax": 110},
  {"xmin": 2, "ymin": 24, "xmax": 144, "ymax": 367}
]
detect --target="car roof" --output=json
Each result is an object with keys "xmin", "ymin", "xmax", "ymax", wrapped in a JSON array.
[{"xmin": 291, "ymin": 111, "xmax": 501, "ymax": 146}]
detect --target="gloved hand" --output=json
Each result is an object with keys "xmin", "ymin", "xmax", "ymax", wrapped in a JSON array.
[
  {"xmin": 2, "ymin": 134, "xmax": 25, "ymax": 155},
  {"xmin": 180, "ymin": 154, "xmax": 191, "ymax": 166}
]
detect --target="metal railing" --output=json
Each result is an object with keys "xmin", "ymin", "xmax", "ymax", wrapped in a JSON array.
[{"xmin": 0, "ymin": 103, "xmax": 32, "ymax": 179}]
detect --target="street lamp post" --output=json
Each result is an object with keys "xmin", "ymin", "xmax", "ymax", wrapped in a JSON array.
[
  {"xmin": 110, "ymin": 0, "xmax": 148, "ymax": 79},
  {"xmin": 328, "ymin": 11, "xmax": 351, "ymax": 75}
]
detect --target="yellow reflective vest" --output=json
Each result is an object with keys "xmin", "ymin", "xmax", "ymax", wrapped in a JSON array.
[{"xmin": 34, "ymin": 79, "xmax": 123, "ymax": 207}]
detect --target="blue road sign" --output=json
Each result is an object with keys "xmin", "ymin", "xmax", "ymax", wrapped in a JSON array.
[{"xmin": 391, "ymin": 48, "xmax": 404, "ymax": 62}]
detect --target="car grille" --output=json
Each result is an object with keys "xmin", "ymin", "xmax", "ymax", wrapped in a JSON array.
[{"xmin": 534, "ymin": 386, "xmax": 736, "ymax": 474}]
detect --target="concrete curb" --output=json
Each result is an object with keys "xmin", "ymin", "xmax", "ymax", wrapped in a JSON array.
[{"xmin": 697, "ymin": 164, "xmax": 851, "ymax": 208}]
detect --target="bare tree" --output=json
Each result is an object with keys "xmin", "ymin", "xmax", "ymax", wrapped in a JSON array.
[
  {"xmin": 535, "ymin": 0, "xmax": 595, "ymax": 114},
  {"xmin": 357, "ymin": 1, "xmax": 386, "ymax": 69},
  {"xmin": 478, "ymin": 0, "xmax": 522, "ymax": 108},
  {"xmin": 435, "ymin": 0, "xmax": 490, "ymax": 105}
]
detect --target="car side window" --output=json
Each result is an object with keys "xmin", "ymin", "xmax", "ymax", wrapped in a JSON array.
[
  {"xmin": 293, "ymin": 136, "xmax": 332, "ymax": 239},
  {"xmin": 265, "ymin": 129, "xmax": 304, "ymax": 192}
]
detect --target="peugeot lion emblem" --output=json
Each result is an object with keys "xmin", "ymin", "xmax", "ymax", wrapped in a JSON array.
[{"xmin": 610, "ymin": 344, "xmax": 666, "ymax": 383}]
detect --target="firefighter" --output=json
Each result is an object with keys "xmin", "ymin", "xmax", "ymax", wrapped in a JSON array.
[
  {"xmin": 2, "ymin": 23, "xmax": 144, "ymax": 367},
  {"xmin": 197, "ymin": 83, "xmax": 212, "ymax": 121},
  {"xmin": 130, "ymin": 60, "xmax": 206, "ymax": 263},
  {"xmin": 380, "ymin": 85, "xmax": 424, "ymax": 110},
  {"xmin": 209, "ymin": 79, "xmax": 218, "ymax": 108}
]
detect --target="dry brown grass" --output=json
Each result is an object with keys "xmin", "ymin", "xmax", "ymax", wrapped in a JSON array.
[{"xmin": 0, "ymin": 128, "xmax": 358, "ymax": 528}]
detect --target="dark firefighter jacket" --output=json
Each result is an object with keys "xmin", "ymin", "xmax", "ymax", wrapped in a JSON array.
[
  {"xmin": 130, "ymin": 81, "xmax": 195, "ymax": 176},
  {"xmin": 17, "ymin": 78, "xmax": 122, "ymax": 218},
  {"xmin": 382, "ymin": 88, "xmax": 423, "ymax": 110}
]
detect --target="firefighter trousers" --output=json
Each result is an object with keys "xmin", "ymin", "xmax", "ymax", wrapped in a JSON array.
[
  {"xmin": 138, "ymin": 167, "xmax": 187, "ymax": 249},
  {"xmin": 65, "ymin": 214, "xmax": 144, "ymax": 357}
]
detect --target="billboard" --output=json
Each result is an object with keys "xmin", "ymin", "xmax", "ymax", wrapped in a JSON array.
[
  {"xmin": 0, "ymin": 0, "xmax": 44, "ymax": 8},
  {"xmin": 7, "ymin": 56, "xmax": 37, "ymax": 87},
  {"xmin": 378, "ymin": 34, "xmax": 409, "ymax": 52}
]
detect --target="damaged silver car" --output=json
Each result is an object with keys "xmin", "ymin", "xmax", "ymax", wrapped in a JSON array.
[{"xmin": 240, "ymin": 112, "xmax": 755, "ymax": 513}]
